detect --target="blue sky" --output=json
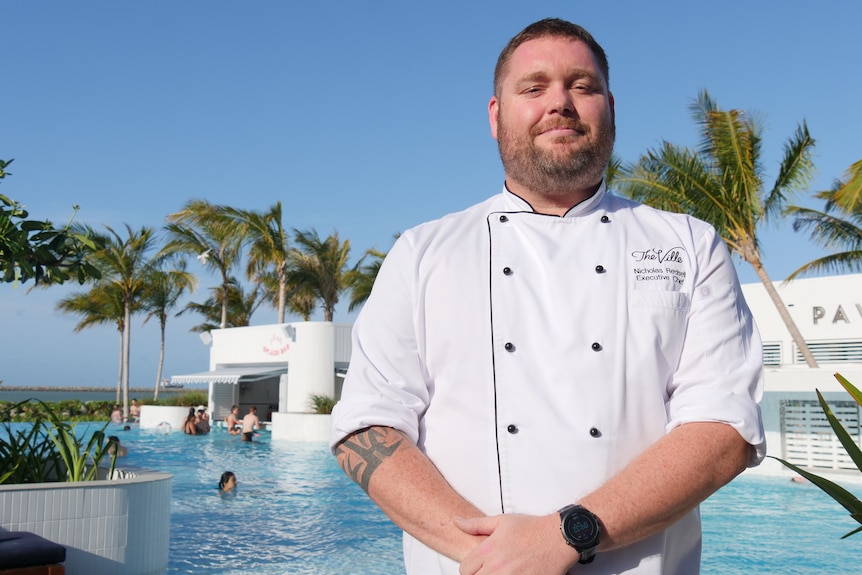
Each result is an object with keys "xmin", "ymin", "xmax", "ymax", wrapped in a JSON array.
[{"xmin": 2, "ymin": 1, "xmax": 860, "ymax": 390}]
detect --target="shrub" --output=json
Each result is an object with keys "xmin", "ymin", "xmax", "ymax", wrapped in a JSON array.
[
  {"xmin": 157, "ymin": 390, "xmax": 208, "ymax": 407},
  {"xmin": 308, "ymin": 394, "xmax": 337, "ymax": 414},
  {"xmin": 0, "ymin": 400, "xmax": 117, "ymax": 484}
]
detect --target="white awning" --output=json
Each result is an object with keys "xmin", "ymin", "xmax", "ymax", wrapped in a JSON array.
[{"xmin": 169, "ymin": 366, "xmax": 287, "ymax": 385}]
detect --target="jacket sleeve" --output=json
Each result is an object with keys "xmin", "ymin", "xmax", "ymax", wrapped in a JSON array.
[
  {"xmin": 665, "ymin": 225, "xmax": 766, "ymax": 466},
  {"xmin": 330, "ymin": 233, "xmax": 429, "ymax": 452}
]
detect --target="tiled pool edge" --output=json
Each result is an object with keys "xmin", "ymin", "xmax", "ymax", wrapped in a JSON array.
[{"xmin": 0, "ymin": 466, "xmax": 172, "ymax": 575}]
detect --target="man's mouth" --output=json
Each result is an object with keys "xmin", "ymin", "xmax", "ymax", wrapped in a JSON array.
[{"xmin": 535, "ymin": 122, "xmax": 588, "ymax": 137}]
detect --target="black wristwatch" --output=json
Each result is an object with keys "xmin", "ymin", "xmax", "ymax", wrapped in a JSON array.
[{"xmin": 558, "ymin": 504, "xmax": 601, "ymax": 564}]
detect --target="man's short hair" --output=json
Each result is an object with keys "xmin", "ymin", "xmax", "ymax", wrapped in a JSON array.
[{"xmin": 493, "ymin": 18, "xmax": 610, "ymax": 96}]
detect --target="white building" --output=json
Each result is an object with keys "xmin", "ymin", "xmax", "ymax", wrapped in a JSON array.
[
  {"xmin": 170, "ymin": 322, "xmax": 352, "ymax": 441},
  {"xmin": 169, "ymin": 274, "xmax": 862, "ymax": 478},
  {"xmin": 741, "ymin": 273, "xmax": 862, "ymax": 478}
]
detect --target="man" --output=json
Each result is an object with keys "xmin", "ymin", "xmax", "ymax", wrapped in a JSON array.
[
  {"xmin": 331, "ymin": 18, "xmax": 765, "ymax": 575},
  {"xmin": 195, "ymin": 406, "xmax": 211, "ymax": 434},
  {"xmin": 128, "ymin": 399, "xmax": 140, "ymax": 422},
  {"xmin": 225, "ymin": 405, "xmax": 241, "ymax": 435},
  {"xmin": 242, "ymin": 406, "xmax": 260, "ymax": 442}
]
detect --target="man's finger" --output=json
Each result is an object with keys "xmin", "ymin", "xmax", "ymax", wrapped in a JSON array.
[{"xmin": 453, "ymin": 515, "xmax": 498, "ymax": 536}]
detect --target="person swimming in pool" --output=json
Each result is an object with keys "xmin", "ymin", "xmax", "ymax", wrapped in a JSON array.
[
  {"xmin": 107, "ymin": 435, "xmax": 128, "ymax": 457},
  {"xmin": 218, "ymin": 471, "xmax": 237, "ymax": 492}
]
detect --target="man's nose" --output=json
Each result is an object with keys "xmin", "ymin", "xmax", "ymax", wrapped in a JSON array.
[{"xmin": 548, "ymin": 85, "xmax": 575, "ymax": 115}]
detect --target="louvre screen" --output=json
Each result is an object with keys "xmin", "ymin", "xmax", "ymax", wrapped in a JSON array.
[
  {"xmin": 794, "ymin": 340, "xmax": 862, "ymax": 364},
  {"xmin": 780, "ymin": 399, "xmax": 860, "ymax": 471},
  {"xmin": 762, "ymin": 342, "xmax": 782, "ymax": 366}
]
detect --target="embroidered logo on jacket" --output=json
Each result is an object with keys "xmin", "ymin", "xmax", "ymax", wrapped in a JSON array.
[{"xmin": 630, "ymin": 247, "xmax": 688, "ymax": 287}]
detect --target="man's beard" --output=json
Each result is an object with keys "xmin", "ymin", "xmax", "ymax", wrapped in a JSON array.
[{"xmin": 497, "ymin": 115, "xmax": 615, "ymax": 197}]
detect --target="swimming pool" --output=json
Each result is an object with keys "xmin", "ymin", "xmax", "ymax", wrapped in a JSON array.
[{"xmin": 26, "ymin": 424, "xmax": 862, "ymax": 573}]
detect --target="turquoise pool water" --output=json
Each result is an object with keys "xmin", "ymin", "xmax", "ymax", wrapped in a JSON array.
[{"xmin": 14, "ymin": 423, "xmax": 862, "ymax": 573}]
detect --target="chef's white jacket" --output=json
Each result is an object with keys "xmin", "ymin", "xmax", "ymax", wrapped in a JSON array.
[{"xmin": 331, "ymin": 184, "xmax": 765, "ymax": 575}]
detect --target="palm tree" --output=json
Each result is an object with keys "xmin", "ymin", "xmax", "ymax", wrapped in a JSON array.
[
  {"xmin": 90, "ymin": 224, "xmax": 160, "ymax": 417},
  {"xmin": 258, "ymin": 268, "xmax": 317, "ymax": 321},
  {"xmin": 604, "ymin": 152, "xmax": 624, "ymax": 191},
  {"xmin": 833, "ymin": 159, "xmax": 862, "ymax": 208},
  {"xmin": 165, "ymin": 200, "xmax": 243, "ymax": 329},
  {"xmin": 345, "ymin": 247, "xmax": 387, "ymax": 312},
  {"xmin": 617, "ymin": 90, "xmax": 819, "ymax": 367},
  {"xmin": 179, "ymin": 277, "xmax": 264, "ymax": 332},
  {"xmin": 786, "ymin": 159, "xmax": 862, "ymax": 279},
  {"xmin": 287, "ymin": 229, "xmax": 351, "ymax": 321},
  {"xmin": 220, "ymin": 202, "xmax": 292, "ymax": 323},
  {"xmin": 141, "ymin": 258, "xmax": 198, "ymax": 400},
  {"xmin": 56, "ymin": 283, "xmax": 126, "ymax": 403},
  {"xmin": 344, "ymin": 233, "xmax": 400, "ymax": 312}
]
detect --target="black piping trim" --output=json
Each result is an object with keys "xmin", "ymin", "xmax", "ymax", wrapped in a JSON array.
[
  {"xmin": 487, "ymin": 211, "xmax": 505, "ymax": 513},
  {"xmin": 503, "ymin": 181, "xmax": 602, "ymax": 217}
]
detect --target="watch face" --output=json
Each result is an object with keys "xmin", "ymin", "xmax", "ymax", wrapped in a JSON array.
[{"xmin": 563, "ymin": 510, "xmax": 600, "ymax": 546}]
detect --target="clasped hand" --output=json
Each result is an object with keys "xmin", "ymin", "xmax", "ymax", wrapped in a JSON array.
[{"xmin": 455, "ymin": 513, "xmax": 579, "ymax": 575}]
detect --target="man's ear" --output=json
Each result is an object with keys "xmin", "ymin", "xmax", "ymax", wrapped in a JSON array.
[
  {"xmin": 609, "ymin": 91, "xmax": 615, "ymax": 124},
  {"xmin": 488, "ymin": 96, "xmax": 499, "ymax": 141}
]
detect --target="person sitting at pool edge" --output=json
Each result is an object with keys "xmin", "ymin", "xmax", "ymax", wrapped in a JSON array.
[
  {"xmin": 183, "ymin": 407, "xmax": 198, "ymax": 435},
  {"xmin": 242, "ymin": 406, "xmax": 261, "ymax": 442},
  {"xmin": 110, "ymin": 404, "xmax": 123, "ymax": 424},
  {"xmin": 218, "ymin": 471, "xmax": 237, "ymax": 492},
  {"xmin": 225, "ymin": 405, "xmax": 241, "ymax": 435}
]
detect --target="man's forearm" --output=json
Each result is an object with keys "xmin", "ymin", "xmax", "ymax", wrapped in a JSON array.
[
  {"xmin": 335, "ymin": 425, "xmax": 485, "ymax": 561},
  {"xmin": 579, "ymin": 421, "xmax": 751, "ymax": 551},
  {"xmin": 456, "ymin": 422, "xmax": 752, "ymax": 574}
]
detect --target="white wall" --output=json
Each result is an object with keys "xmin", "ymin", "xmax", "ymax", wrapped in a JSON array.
[
  {"xmin": 138, "ymin": 405, "xmax": 191, "ymax": 432},
  {"xmin": 0, "ymin": 469, "xmax": 172, "ymax": 574},
  {"xmin": 742, "ymin": 274, "xmax": 862, "ymax": 346}
]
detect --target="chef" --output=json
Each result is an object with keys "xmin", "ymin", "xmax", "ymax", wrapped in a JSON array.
[{"xmin": 331, "ymin": 18, "xmax": 764, "ymax": 575}]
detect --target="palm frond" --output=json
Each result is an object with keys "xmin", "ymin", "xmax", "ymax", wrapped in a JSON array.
[{"xmin": 765, "ymin": 122, "xmax": 815, "ymax": 221}]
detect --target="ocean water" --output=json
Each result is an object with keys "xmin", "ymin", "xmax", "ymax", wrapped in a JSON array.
[
  {"xmin": 0, "ymin": 389, "xmax": 124, "ymax": 404},
  {"xmin": 0, "ymin": 388, "xmax": 196, "ymax": 405},
  {"xmin": 4, "ymin": 422, "xmax": 862, "ymax": 573}
]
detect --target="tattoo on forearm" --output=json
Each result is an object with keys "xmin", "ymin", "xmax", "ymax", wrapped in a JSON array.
[{"xmin": 336, "ymin": 427, "xmax": 405, "ymax": 493}]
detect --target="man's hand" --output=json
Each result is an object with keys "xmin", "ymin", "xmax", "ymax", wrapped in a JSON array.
[{"xmin": 455, "ymin": 513, "xmax": 578, "ymax": 575}]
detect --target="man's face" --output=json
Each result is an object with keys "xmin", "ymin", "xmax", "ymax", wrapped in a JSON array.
[{"xmin": 489, "ymin": 36, "xmax": 615, "ymax": 197}]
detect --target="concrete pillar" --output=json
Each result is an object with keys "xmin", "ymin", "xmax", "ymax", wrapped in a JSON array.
[{"xmin": 286, "ymin": 322, "xmax": 334, "ymax": 413}]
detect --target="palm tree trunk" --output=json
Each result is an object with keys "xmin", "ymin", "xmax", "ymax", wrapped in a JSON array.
[
  {"xmin": 278, "ymin": 274, "xmax": 286, "ymax": 324},
  {"xmin": 221, "ymin": 271, "xmax": 229, "ymax": 329},
  {"xmin": 752, "ymin": 263, "xmax": 819, "ymax": 367},
  {"xmin": 116, "ymin": 330, "xmax": 123, "ymax": 404},
  {"xmin": 122, "ymin": 304, "xmax": 131, "ymax": 420},
  {"xmin": 154, "ymin": 320, "xmax": 166, "ymax": 402}
]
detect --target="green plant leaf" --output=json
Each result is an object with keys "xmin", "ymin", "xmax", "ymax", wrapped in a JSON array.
[
  {"xmin": 816, "ymin": 388, "xmax": 862, "ymax": 474},
  {"xmin": 770, "ymin": 456, "xmax": 862, "ymax": 524},
  {"xmin": 834, "ymin": 373, "xmax": 862, "ymax": 407}
]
